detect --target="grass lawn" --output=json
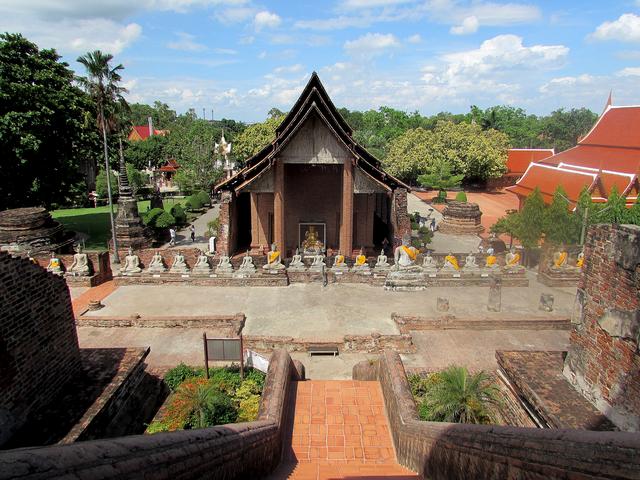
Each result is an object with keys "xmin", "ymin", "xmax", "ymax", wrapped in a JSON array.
[{"xmin": 52, "ymin": 197, "xmax": 186, "ymax": 251}]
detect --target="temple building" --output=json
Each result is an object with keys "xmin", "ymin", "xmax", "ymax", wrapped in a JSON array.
[
  {"xmin": 127, "ymin": 117, "xmax": 168, "ymax": 142},
  {"xmin": 507, "ymin": 103, "xmax": 640, "ymax": 208},
  {"xmin": 214, "ymin": 73, "xmax": 410, "ymax": 257}
]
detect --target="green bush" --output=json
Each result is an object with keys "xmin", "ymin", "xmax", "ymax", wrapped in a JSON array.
[
  {"xmin": 209, "ymin": 367, "xmax": 242, "ymax": 396},
  {"xmin": 195, "ymin": 390, "xmax": 237, "ymax": 427},
  {"xmin": 170, "ymin": 204, "xmax": 187, "ymax": 225},
  {"xmin": 185, "ymin": 194, "xmax": 203, "ymax": 211},
  {"xmin": 244, "ymin": 369, "xmax": 266, "ymax": 390},
  {"xmin": 146, "ymin": 420, "xmax": 170, "ymax": 434},
  {"xmin": 455, "ymin": 191, "xmax": 468, "ymax": 202},
  {"xmin": 164, "ymin": 363, "xmax": 200, "ymax": 392},
  {"xmin": 155, "ymin": 211, "xmax": 176, "ymax": 229},
  {"xmin": 143, "ymin": 207, "xmax": 165, "ymax": 227},
  {"xmin": 196, "ymin": 190, "xmax": 210, "ymax": 206},
  {"xmin": 207, "ymin": 217, "xmax": 220, "ymax": 237},
  {"xmin": 418, "ymin": 226, "xmax": 430, "ymax": 235}
]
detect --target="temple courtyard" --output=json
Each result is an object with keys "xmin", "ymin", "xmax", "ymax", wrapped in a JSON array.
[{"xmin": 76, "ymin": 272, "xmax": 574, "ymax": 377}]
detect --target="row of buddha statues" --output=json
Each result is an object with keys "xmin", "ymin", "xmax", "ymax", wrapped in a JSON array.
[
  {"xmin": 46, "ymin": 246, "xmax": 92, "ymax": 276},
  {"xmin": 550, "ymin": 249, "xmax": 584, "ymax": 271}
]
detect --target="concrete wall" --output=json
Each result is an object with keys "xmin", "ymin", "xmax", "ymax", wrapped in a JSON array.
[
  {"xmin": 0, "ymin": 349, "xmax": 303, "ymax": 480},
  {"xmin": 564, "ymin": 224, "xmax": 640, "ymax": 431},
  {"xmin": 0, "ymin": 252, "xmax": 82, "ymax": 447},
  {"xmin": 354, "ymin": 350, "xmax": 640, "ymax": 480}
]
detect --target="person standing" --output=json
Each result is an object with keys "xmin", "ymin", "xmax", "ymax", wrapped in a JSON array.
[
  {"xmin": 169, "ymin": 227, "xmax": 176, "ymax": 246},
  {"xmin": 190, "ymin": 225, "xmax": 196, "ymax": 243},
  {"xmin": 430, "ymin": 218, "xmax": 436, "ymax": 232}
]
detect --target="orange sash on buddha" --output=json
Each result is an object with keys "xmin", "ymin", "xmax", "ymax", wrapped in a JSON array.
[
  {"xmin": 555, "ymin": 252, "xmax": 567, "ymax": 267},
  {"xmin": 486, "ymin": 255, "xmax": 496, "ymax": 266},
  {"xmin": 355, "ymin": 255, "xmax": 366, "ymax": 266},
  {"xmin": 507, "ymin": 253, "xmax": 520, "ymax": 265},
  {"xmin": 401, "ymin": 245, "xmax": 416, "ymax": 261},
  {"xmin": 336, "ymin": 255, "xmax": 344, "ymax": 265},
  {"xmin": 445, "ymin": 255, "xmax": 459, "ymax": 270},
  {"xmin": 268, "ymin": 251, "xmax": 280, "ymax": 263}
]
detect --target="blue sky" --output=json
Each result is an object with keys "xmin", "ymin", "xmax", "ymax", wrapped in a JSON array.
[{"xmin": 3, "ymin": 1, "xmax": 640, "ymax": 121}]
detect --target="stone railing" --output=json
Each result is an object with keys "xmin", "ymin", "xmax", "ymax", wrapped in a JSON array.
[
  {"xmin": 353, "ymin": 350, "xmax": 640, "ymax": 479},
  {"xmin": 0, "ymin": 349, "xmax": 304, "ymax": 480}
]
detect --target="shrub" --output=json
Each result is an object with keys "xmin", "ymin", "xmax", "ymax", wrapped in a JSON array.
[
  {"xmin": 455, "ymin": 191, "xmax": 467, "ymax": 202},
  {"xmin": 164, "ymin": 363, "xmax": 200, "ymax": 392},
  {"xmin": 410, "ymin": 221, "xmax": 419, "ymax": 230},
  {"xmin": 197, "ymin": 390, "xmax": 237, "ymax": 426},
  {"xmin": 185, "ymin": 194, "xmax": 203, "ymax": 210},
  {"xmin": 237, "ymin": 395, "xmax": 260, "ymax": 422},
  {"xmin": 196, "ymin": 190, "xmax": 210, "ymax": 206},
  {"xmin": 146, "ymin": 420, "xmax": 170, "ymax": 434},
  {"xmin": 209, "ymin": 367, "xmax": 242, "ymax": 396},
  {"xmin": 207, "ymin": 217, "xmax": 220, "ymax": 237},
  {"xmin": 155, "ymin": 211, "xmax": 176, "ymax": 229},
  {"xmin": 170, "ymin": 204, "xmax": 187, "ymax": 225},
  {"xmin": 143, "ymin": 207, "xmax": 164, "ymax": 227},
  {"xmin": 418, "ymin": 226, "xmax": 430, "ymax": 235},
  {"xmin": 244, "ymin": 369, "xmax": 266, "ymax": 390}
]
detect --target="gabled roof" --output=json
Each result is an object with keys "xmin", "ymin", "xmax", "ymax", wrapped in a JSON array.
[
  {"xmin": 128, "ymin": 125, "xmax": 168, "ymax": 141},
  {"xmin": 580, "ymin": 105, "xmax": 640, "ymax": 149},
  {"xmin": 506, "ymin": 148, "xmax": 555, "ymax": 174},
  {"xmin": 159, "ymin": 158, "xmax": 179, "ymax": 172},
  {"xmin": 506, "ymin": 163, "xmax": 598, "ymax": 204},
  {"xmin": 215, "ymin": 72, "xmax": 408, "ymax": 193}
]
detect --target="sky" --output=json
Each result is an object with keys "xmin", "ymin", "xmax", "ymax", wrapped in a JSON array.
[{"xmin": 3, "ymin": 1, "xmax": 640, "ymax": 122}]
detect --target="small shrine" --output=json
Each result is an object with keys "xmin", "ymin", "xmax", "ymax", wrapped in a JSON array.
[
  {"xmin": 114, "ymin": 156, "xmax": 153, "ymax": 250},
  {"xmin": 437, "ymin": 201, "xmax": 484, "ymax": 235},
  {"xmin": 0, "ymin": 207, "xmax": 72, "ymax": 253}
]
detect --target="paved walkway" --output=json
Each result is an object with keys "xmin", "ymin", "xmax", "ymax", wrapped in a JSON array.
[
  {"xmin": 161, "ymin": 205, "xmax": 220, "ymax": 251},
  {"xmin": 71, "ymin": 280, "xmax": 117, "ymax": 317},
  {"xmin": 266, "ymin": 380, "xmax": 419, "ymax": 480}
]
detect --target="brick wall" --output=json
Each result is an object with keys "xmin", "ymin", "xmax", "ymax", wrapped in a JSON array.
[
  {"xmin": 0, "ymin": 349, "xmax": 303, "ymax": 480},
  {"xmin": 354, "ymin": 350, "xmax": 640, "ymax": 479},
  {"xmin": 563, "ymin": 224, "xmax": 640, "ymax": 431},
  {"xmin": 390, "ymin": 188, "xmax": 411, "ymax": 248},
  {"xmin": 0, "ymin": 252, "xmax": 81, "ymax": 447},
  {"xmin": 217, "ymin": 191, "xmax": 233, "ymax": 255}
]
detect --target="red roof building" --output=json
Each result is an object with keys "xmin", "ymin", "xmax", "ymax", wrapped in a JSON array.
[
  {"xmin": 507, "ymin": 148, "xmax": 555, "ymax": 174},
  {"xmin": 507, "ymin": 104, "xmax": 640, "ymax": 209},
  {"xmin": 128, "ymin": 125, "xmax": 169, "ymax": 142}
]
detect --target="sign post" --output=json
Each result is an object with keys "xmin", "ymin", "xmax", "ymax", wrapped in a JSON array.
[{"xmin": 203, "ymin": 333, "xmax": 244, "ymax": 379}]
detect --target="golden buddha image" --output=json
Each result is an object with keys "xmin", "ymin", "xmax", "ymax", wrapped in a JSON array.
[{"xmin": 302, "ymin": 225, "xmax": 324, "ymax": 252}]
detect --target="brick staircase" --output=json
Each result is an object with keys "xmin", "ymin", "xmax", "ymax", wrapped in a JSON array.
[{"xmin": 266, "ymin": 380, "xmax": 420, "ymax": 480}]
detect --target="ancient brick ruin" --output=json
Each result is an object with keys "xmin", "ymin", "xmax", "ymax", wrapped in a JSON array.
[
  {"xmin": 0, "ymin": 251, "xmax": 81, "ymax": 446},
  {"xmin": 564, "ymin": 224, "xmax": 640, "ymax": 431},
  {"xmin": 436, "ymin": 201, "xmax": 484, "ymax": 235}
]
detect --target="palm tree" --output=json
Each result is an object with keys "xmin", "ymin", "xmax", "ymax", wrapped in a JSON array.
[
  {"xmin": 421, "ymin": 366, "xmax": 499, "ymax": 424},
  {"xmin": 77, "ymin": 50, "xmax": 127, "ymax": 263}
]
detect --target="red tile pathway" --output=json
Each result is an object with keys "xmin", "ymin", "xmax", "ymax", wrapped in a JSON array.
[
  {"xmin": 72, "ymin": 280, "xmax": 117, "ymax": 317},
  {"xmin": 267, "ymin": 380, "xmax": 420, "ymax": 480}
]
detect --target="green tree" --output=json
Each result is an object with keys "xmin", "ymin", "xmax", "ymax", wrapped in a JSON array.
[
  {"xmin": 124, "ymin": 134, "xmax": 168, "ymax": 170},
  {"xmin": 544, "ymin": 186, "xmax": 578, "ymax": 245},
  {"xmin": 95, "ymin": 168, "xmax": 118, "ymax": 199},
  {"xmin": 417, "ymin": 158, "xmax": 464, "ymax": 196},
  {"xmin": 541, "ymin": 108, "xmax": 598, "ymax": 152},
  {"xmin": 125, "ymin": 101, "xmax": 176, "ymax": 128},
  {"xmin": 626, "ymin": 196, "xmax": 640, "ymax": 226},
  {"xmin": 419, "ymin": 366, "xmax": 499, "ymax": 424},
  {"xmin": 383, "ymin": 127, "xmax": 433, "ymax": 181},
  {"xmin": 517, "ymin": 188, "xmax": 546, "ymax": 249},
  {"xmin": 234, "ymin": 115, "xmax": 284, "ymax": 162},
  {"xmin": 125, "ymin": 163, "xmax": 148, "ymax": 195},
  {"xmin": 490, "ymin": 210, "xmax": 521, "ymax": 249},
  {"xmin": 0, "ymin": 33, "xmax": 98, "ymax": 208},
  {"xmin": 600, "ymin": 186, "xmax": 628, "ymax": 224},
  {"xmin": 77, "ymin": 49, "xmax": 127, "ymax": 261}
]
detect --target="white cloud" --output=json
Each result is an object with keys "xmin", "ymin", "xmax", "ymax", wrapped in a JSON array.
[
  {"xmin": 616, "ymin": 67, "xmax": 640, "ymax": 77},
  {"xmin": 344, "ymin": 33, "xmax": 400, "ymax": 59},
  {"xmin": 590, "ymin": 13, "xmax": 640, "ymax": 43},
  {"xmin": 213, "ymin": 48, "xmax": 238, "ymax": 55},
  {"xmin": 239, "ymin": 35, "xmax": 255, "ymax": 45},
  {"xmin": 213, "ymin": 6, "xmax": 255, "ymax": 23},
  {"xmin": 341, "ymin": 0, "xmax": 414, "ymax": 9},
  {"xmin": 274, "ymin": 64, "xmax": 304, "ymax": 74},
  {"xmin": 406, "ymin": 34, "xmax": 422, "ymax": 44},
  {"xmin": 167, "ymin": 32, "xmax": 207, "ymax": 51},
  {"xmin": 450, "ymin": 16, "xmax": 479, "ymax": 35},
  {"xmin": 254, "ymin": 10, "xmax": 281, "ymax": 31}
]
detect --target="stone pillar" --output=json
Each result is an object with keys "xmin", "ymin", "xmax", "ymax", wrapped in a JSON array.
[
  {"xmin": 217, "ymin": 191, "xmax": 233, "ymax": 255},
  {"xmin": 273, "ymin": 160, "xmax": 285, "ymax": 252},
  {"xmin": 250, "ymin": 192, "xmax": 260, "ymax": 251},
  {"xmin": 340, "ymin": 159, "xmax": 354, "ymax": 255},
  {"xmin": 487, "ymin": 275, "xmax": 502, "ymax": 312},
  {"xmin": 390, "ymin": 188, "xmax": 411, "ymax": 248}
]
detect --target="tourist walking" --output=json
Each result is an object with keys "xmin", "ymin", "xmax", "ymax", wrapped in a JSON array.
[
  {"xmin": 430, "ymin": 218, "xmax": 436, "ymax": 232},
  {"xmin": 190, "ymin": 225, "xmax": 196, "ymax": 243},
  {"xmin": 169, "ymin": 227, "xmax": 176, "ymax": 246}
]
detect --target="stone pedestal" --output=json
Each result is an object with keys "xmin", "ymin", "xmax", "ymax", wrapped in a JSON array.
[
  {"xmin": 384, "ymin": 270, "xmax": 426, "ymax": 291},
  {"xmin": 488, "ymin": 276, "xmax": 502, "ymax": 312},
  {"xmin": 438, "ymin": 201, "xmax": 484, "ymax": 235}
]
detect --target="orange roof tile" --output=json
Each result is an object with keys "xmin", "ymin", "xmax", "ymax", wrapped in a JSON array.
[
  {"xmin": 542, "ymin": 145, "xmax": 640, "ymax": 174},
  {"xmin": 128, "ymin": 125, "xmax": 168, "ymax": 141},
  {"xmin": 506, "ymin": 149, "xmax": 555, "ymax": 174},
  {"xmin": 580, "ymin": 105, "xmax": 640, "ymax": 149},
  {"xmin": 506, "ymin": 163, "xmax": 597, "ymax": 204}
]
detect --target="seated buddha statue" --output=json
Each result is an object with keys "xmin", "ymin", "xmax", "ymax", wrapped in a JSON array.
[
  {"xmin": 238, "ymin": 251, "xmax": 256, "ymax": 273},
  {"xmin": 576, "ymin": 251, "xmax": 585, "ymax": 269},
  {"xmin": 193, "ymin": 249, "xmax": 211, "ymax": 275},
  {"xmin": 504, "ymin": 248, "xmax": 523, "ymax": 272},
  {"xmin": 422, "ymin": 252, "xmax": 437, "ymax": 272},
  {"xmin": 215, "ymin": 254, "xmax": 234, "ymax": 273},
  {"xmin": 332, "ymin": 251, "xmax": 348, "ymax": 271},
  {"xmin": 302, "ymin": 226, "xmax": 323, "ymax": 254},
  {"xmin": 147, "ymin": 251, "xmax": 166, "ymax": 273},
  {"xmin": 374, "ymin": 249, "xmax": 390, "ymax": 271},
  {"xmin": 463, "ymin": 252, "xmax": 479, "ymax": 271},
  {"xmin": 552, "ymin": 248, "xmax": 568, "ymax": 270},
  {"xmin": 288, "ymin": 247, "xmax": 306, "ymax": 271},
  {"xmin": 120, "ymin": 246, "xmax": 142, "ymax": 274},
  {"xmin": 68, "ymin": 244, "xmax": 91, "ymax": 276},
  {"xmin": 263, "ymin": 243, "xmax": 285, "ymax": 270},
  {"xmin": 352, "ymin": 248, "xmax": 370, "ymax": 272},
  {"xmin": 393, "ymin": 236, "xmax": 420, "ymax": 271},
  {"xmin": 47, "ymin": 251, "xmax": 63, "ymax": 275},
  {"xmin": 170, "ymin": 251, "xmax": 189, "ymax": 274},
  {"xmin": 485, "ymin": 252, "xmax": 498, "ymax": 269},
  {"xmin": 442, "ymin": 252, "xmax": 460, "ymax": 271}
]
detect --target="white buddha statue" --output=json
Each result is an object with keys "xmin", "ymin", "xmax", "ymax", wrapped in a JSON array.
[
  {"xmin": 463, "ymin": 252, "xmax": 479, "ymax": 271},
  {"xmin": 238, "ymin": 251, "xmax": 256, "ymax": 273},
  {"xmin": 263, "ymin": 243, "xmax": 285, "ymax": 270},
  {"xmin": 309, "ymin": 252, "xmax": 326, "ymax": 271},
  {"xmin": 374, "ymin": 249, "xmax": 390, "ymax": 271},
  {"xmin": 216, "ymin": 254, "xmax": 234, "ymax": 274},
  {"xmin": 120, "ymin": 246, "xmax": 142, "ymax": 274},
  {"xmin": 170, "ymin": 251, "xmax": 189, "ymax": 274},
  {"xmin": 288, "ymin": 247, "xmax": 306, "ymax": 271},
  {"xmin": 422, "ymin": 252, "xmax": 437, "ymax": 272},
  {"xmin": 393, "ymin": 236, "xmax": 421, "ymax": 271},
  {"xmin": 147, "ymin": 251, "xmax": 166, "ymax": 273},
  {"xmin": 68, "ymin": 244, "xmax": 90, "ymax": 276},
  {"xmin": 192, "ymin": 249, "xmax": 211, "ymax": 275}
]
